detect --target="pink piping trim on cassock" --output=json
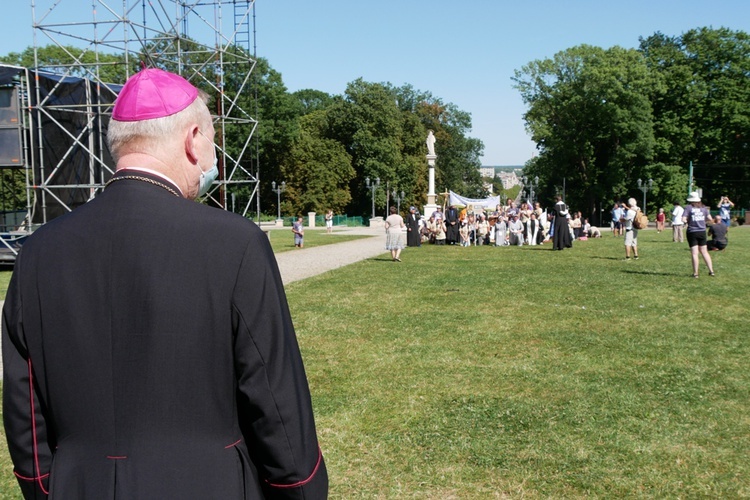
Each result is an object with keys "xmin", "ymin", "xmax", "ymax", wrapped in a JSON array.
[
  {"xmin": 224, "ymin": 439, "xmax": 242, "ymax": 449},
  {"xmin": 14, "ymin": 471, "xmax": 49, "ymax": 481},
  {"xmin": 266, "ymin": 447, "xmax": 323, "ymax": 489},
  {"xmin": 107, "ymin": 456, "xmax": 128, "ymax": 460},
  {"xmin": 28, "ymin": 359, "xmax": 50, "ymax": 495}
]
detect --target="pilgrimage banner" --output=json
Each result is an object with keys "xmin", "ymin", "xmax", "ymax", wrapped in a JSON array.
[{"xmin": 447, "ymin": 191, "xmax": 501, "ymax": 211}]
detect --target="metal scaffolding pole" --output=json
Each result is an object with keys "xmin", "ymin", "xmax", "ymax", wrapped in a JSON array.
[{"xmin": 14, "ymin": 0, "xmax": 259, "ymax": 228}]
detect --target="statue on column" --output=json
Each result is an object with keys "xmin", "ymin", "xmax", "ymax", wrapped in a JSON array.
[{"xmin": 426, "ymin": 130, "xmax": 436, "ymax": 157}]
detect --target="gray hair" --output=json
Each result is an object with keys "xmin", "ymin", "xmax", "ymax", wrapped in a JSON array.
[{"xmin": 108, "ymin": 90, "xmax": 210, "ymax": 161}]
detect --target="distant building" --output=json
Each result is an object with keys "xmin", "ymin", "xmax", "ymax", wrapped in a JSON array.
[
  {"xmin": 479, "ymin": 165, "xmax": 524, "ymax": 190},
  {"xmin": 479, "ymin": 166, "xmax": 496, "ymax": 179},
  {"xmin": 497, "ymin": 171, "xmax": 521, "ymax": 190}
]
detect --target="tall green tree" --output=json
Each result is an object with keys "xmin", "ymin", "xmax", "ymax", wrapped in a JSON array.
[
  {"xmin": 640, "ymin": 27, "xmax": 750, "ymax": 205},
  {"xmin": 513, "ymin": 45, "xmax": 655, "ymax": 220},
  {"xmin": 280, "ymin": 110, "xmax": 354, "ymax": 215},
  {"xmin": 327, "ymin": 79, "xmax": 405, "ymax": 216},
  {"xmin": 240, "ymin": 57, "xmax": 303, "ymax": 212},
  {"xmin": 293, "ymin": 89, "xmax": 334, "ymax": 115}
]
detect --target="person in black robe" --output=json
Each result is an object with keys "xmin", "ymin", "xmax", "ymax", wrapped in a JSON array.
[
  {"xmin": 406, "ymin": 206, "xmax": 421, "ymax": 247},
  {"xmin": 444, "ymin": 205, "xmax": 460, "ymax": 244},
  {"xmin": 551, "ymin": 196, "xmax": 573, "ymax": 250},
  {"xmin": 2, "ymin": 68, "xmax": 327, "ymax": 499}
]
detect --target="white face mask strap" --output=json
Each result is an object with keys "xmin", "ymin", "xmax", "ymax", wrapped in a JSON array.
[{"xmin": 197, "ymin": 130, "xmax": 216, "ymax": 171}]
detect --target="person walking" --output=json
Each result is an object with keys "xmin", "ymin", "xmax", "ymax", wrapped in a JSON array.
[
  {"xmin": 611, "ymin": 202, "xmax": 623, "ymax": 236},
  {"xmin": 385, "ymin": 205, "xmax": 405, "ymax": 261},
  {"xmin": 622, "ymin": 198, "xmax": 640, "ymax": 260},
  {"xmin": 292, "ymin": 215, "xmax": 305, "ymax": 248},
  {"xmin": 2, "ymin": 68, "xmax": 327, "ymax": 499},
  {"xmin": 684, "ymin": 191, "xmax": 715, "ymax": 278},
  {"xmin": 325, "ymin": 209, "xmax": 334, "ymax": 234},
  {"xmin": 656, "ymin": 207, "xmax": 666, "ymax": 233}
]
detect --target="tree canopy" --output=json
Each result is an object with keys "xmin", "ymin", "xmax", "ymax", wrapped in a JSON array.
[
  {"xmin": 640, "ymin": 28, "xmax": 750, "ymax": 206},
  {"xmin": 513, "ymin": 44, "xmax": 657, "ymax": 218},
  {"xmin": 7, "ymin": 26, "xmax": 749, "ymax": 222},
  {"xmin": 514, "ymin": 27, "xmax": 750, "ymax": 220}
]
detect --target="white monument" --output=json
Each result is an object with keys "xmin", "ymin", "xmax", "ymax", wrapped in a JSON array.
[{"xmin": 423, "ymin": 130, "xmax": 439, "ymax": 218}]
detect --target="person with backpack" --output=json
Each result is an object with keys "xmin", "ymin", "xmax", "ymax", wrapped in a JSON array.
[
  {"xmin": 683, "ymin": 191, "xmax": 716, "ymax": 278},
  {"xmin": 621, "ymin": 198, "xmax": 640, "ymax": 260}
]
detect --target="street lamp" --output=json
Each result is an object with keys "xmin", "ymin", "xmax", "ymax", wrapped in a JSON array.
[
  {"xmin": 637, "ymin": 178, "xmax": 653, "ymax": 213},
  {"xmin": 365, "ymin": 176, "xmax": 380, "ymax": 218},
  {"xmin": 271, "ymin": 181, "xmax": 286, "ymax": 220},
  {"xmin": 522, "ymin": 175, "xmax": 540, "ymax": 204},
  {"xmin": 392, "ymin": 189, "xmax": 405, "ymax": 214}
]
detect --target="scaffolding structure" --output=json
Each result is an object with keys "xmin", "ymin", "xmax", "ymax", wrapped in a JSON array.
[{"xmin": 0, "ymin": 0, "xmax": 259, "ymax": 259}]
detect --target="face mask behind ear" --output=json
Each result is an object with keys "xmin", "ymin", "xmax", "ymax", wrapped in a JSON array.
[{"xmin": 197, "ymin": 131, "xmax": 219, "ymax": 197}]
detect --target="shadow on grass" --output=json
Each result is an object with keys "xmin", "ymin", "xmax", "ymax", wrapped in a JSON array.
[{"xmin": 620, "ymin": 269, "xmax": 681, "ymax": 276}]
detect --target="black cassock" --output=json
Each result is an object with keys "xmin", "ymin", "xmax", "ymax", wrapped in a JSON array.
[
  {"xmin": 2, "ymin": 170, "xmax": 327, "ymax": 499},
  {"xmin": 406, "ymin": 213, "xmax": 421, "ymax": 246},
  {"xmin": 445, "ymin": 207, "xmax": 459, "ymax": 244},
  {"xmin": 552, "ymin": 201, "xmax": 573, "ymax": 250}
]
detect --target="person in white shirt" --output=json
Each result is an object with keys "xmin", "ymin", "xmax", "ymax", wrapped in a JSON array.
[
  {"xmin": 717, "ymin": 196, "xmax": 734, "ymax": 226},
  {"xmin": 671, "ymin": 201, "xmax": 685, "ymax": 243},
  {"xmin": 621, "ymin": 198, "xmax": 640, "ymax": 260}
]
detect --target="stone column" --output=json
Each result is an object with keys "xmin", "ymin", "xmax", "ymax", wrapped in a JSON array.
[{"xmin": 423, "ymin": 153, "xmax": 439, "ymax": 218}]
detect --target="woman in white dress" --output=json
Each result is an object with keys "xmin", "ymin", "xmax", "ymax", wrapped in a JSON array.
[{"xmin": 384, "ymin": 206, "xmax": 405, "ymax": 261}]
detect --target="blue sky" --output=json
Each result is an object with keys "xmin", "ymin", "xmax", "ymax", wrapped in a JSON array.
[{"xmin": 2, "ymin": 1, "xmax": 749, "ymax": 165}]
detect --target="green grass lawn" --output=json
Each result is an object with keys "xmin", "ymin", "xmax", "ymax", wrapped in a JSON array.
[
  {"xmin": 287, "ymin": 227, "xmax": 749, "ymax": 497},
  {"xmin": 267, "ymin": 227, "xmax": 370, "ymax": 253},
  {"xmin": 0, "ymin": 227, "xmax": 748, "ymax": 498}
]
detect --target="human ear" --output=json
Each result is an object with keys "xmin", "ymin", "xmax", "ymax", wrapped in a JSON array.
[{"xmin": 185, "ymin": 124, "xmax": 201, "ymax": 164}]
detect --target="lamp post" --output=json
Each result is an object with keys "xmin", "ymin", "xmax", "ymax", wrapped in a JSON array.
[
  {"xmin": 637, "ymin": 178, "xmax": 653, "ymax": 213},
  {"xmin": 522, "ymin": 175, "xmax": 540, "ymax": 204},
  {"xmin": 392, "ymin": 189, "xmax": 405, "ymax": 214},
  {"xmin": 365, "ymin": 176, "xmax": 380, "ymax": 218},
  {"xmin": 271, "ymin": 181, "xmax": 286, "ymax": 220}
]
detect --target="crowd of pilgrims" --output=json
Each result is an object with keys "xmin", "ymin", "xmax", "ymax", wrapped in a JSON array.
[{"xmin": 409, "ymin": 197, "xmax": 601, "ymax": 249}]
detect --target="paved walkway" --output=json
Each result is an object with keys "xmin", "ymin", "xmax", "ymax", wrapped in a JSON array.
[{"xmin": 274, "ymin": 225, "xmax": 387, "ymax": 284}]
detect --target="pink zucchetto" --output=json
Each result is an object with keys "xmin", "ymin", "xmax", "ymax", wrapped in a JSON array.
[{"xmin": 112, "ymin": 68, "xmax": 199, "ymax": 121}]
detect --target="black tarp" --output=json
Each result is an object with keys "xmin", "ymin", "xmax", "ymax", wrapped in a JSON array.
[
  {"xmin": 0, "ymin": 66, "xmax": 23, "ymax": 85},
  {"xmin": 0, "ymin": 66, "xmax": 24, "ymax": 168},
  {"xmin": 27, "ymin": 70, "xmax": 121, "ymax": 223}
]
